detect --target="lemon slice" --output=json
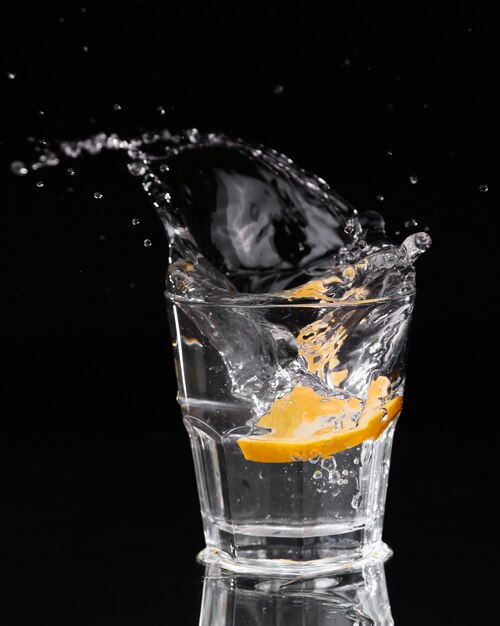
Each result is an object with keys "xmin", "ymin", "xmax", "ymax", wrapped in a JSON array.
[{"xmin": 238, "ymin": 376, "xmax": 402, "ymax": 463}]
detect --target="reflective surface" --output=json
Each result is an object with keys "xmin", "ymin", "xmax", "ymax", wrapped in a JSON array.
[{"xmin": 200, "ymin": 560, "xmax": 393, "ymax": 625}]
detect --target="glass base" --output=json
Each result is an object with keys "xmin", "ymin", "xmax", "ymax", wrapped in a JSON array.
[{"xmin": 197, "ymin": 540, "xmax": 392, "ymax": 576}]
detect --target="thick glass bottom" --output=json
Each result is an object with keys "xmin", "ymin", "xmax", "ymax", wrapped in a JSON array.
[{"xmin": 197, "ymin": 539, "xmax": 392, "ymax": 576}]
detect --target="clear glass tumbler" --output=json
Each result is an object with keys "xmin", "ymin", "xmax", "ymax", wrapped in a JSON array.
[{"xmin": 167, "ymin": 292, "xmax": 413, "ymax": 575}]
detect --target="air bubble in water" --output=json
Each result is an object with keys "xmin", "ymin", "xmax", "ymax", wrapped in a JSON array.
[
  {"xmin": 143, "ymin": 239, "xmax": 152, "ymax": 247},
  {"xmin": 36, "ymin": 181, "xmax": 44, "ymax": 188},
  {"xmin": 11, "ymin": 161, "xmax": 28, "ymax": 175},
  {"xmin": 309, "ymin": 453, "xmax": 321, "ymax": 465},
  {"xmin": 7, "ymin": 72, "xmax": 16, "ymax": 80},
  {"xmin": 342, "ymin": 469, "xmax": 349, "ymax": 476},
  {"xmin": 312, "ymin": 470, "xmax": 323, "ymax": 480},
  {"xmin": 376, "ymin": 194, "xmax": 384, "ymax": 202},
  {"xmin": 353, "ymin": 458, "xmax": 360, "ymax": 465},
  {"xmin": 479, "ymin": 184, "xmax": 489, "ymax": 193},
  {"xmin": 94, "ymin": 191, "xmax": 103, "ymax": 199},
  {"xmin": 404, "ymin": 218, "xmax": 418, "ymax": 228},
  {"xmin": 409, "ymin": 175, "xmax": 418, "ymax": 185}
]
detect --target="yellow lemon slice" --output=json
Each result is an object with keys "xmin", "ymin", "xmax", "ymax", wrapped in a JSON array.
[{"xmin": 238, "ymin": 376, "xmax": 403, "ymax": 463}]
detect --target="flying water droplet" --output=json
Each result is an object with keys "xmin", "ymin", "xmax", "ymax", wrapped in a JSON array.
[
  {"xmin": 387, "ymin": 150, "xmax": 393, "ymax": 156},
  {"xmin": 404, "ymin": 218, "xmax": 418, "ymax": 228},
  {"xmin": 164, "ymin": 192, "xmax": 172, "ymax": 202},
  {"xmin": 127, "ymin": 161, "xmax": 147, "ymax": 177},
  {"xmin": 37, "ymin": 110, "xmax": 45, "ymax": 116},
  {"xmin": 479, "ymin": 184, "xmax": 489, "ymax": 193},
  {"xmin": 10, "ymin": 161, "xmax": 28, "ymax": 175},
  {"xmin": 82, "ymin": 45, "xmax": 89, "ymax": 52},
  {"xmin": 36, "ymin": 181, "xmax": 44, "ymax": 188},
  {"xmin": 273, "ymin": 84, "xmax": 284, "ymax": 95},
  {"xmin": 7, "ymin": 72, "xmax": 16, "ymax": 80},
  {"xmin": 94, "ymin": 191, "xmax": 103, "ymax": 199},
  {"xmin": 113, "ymin": 103, "xmax": 122, "ymax": 111},
  {"xmin": 409, "ymin": 175, "xmax": 419, "ymax": 185},
  {"xmin": 132, "ymin": 218, "xmax": 140, "ymax": 226},
  {"xmin": 143, "ymin": 239, "xmax": 152, "ymax": 247},
  {"xmin": 157, "ymin": 106, "xmax": 166, "ymax": 116},
  {"xmin": 159, "ymin": 163, "xmax": 170, "ymax": 172},
  {"xmin": 67, "ymin": 168, "xmax": 75, "ymax": 176},
  {"xmin": 376, "ymin": 194, "xmax": 384, "ymax": 202}
]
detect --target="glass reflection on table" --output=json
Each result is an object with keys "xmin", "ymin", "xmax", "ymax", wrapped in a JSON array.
[{"xmin": 199, "ymin": 559, "xmax": 393, "ymax": 625}]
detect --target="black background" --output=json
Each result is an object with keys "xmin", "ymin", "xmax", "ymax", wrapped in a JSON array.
[{"xmin": 0, "ymin": 1, "xmax": 495, "ymax": 624}]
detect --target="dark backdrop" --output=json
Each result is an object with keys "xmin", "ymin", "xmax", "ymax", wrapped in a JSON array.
[{"xmin": 0, "ymin": 2, "xmax": 495, "ymax": 624}]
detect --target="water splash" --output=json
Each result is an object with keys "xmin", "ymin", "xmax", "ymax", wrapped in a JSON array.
[{"xmin": 11, "ymin": 129, "xmax": 431, "ymax": 415}]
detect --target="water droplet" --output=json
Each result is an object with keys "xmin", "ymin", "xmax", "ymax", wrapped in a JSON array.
[
  {"xmin": 36, "ymin": 181, "xmax": 44, "ymax": 188},
  {"xmin": 67, "ymin": 168, "xmax": 75, "ymax": 176},
  {"xmin": 159, "ymin": 163, "xmax": 170, "ymax": 172},
  {"xmin": 479, "ymin": 184, "xmax": 489, "ymax": 193},
  {"xmin": 157, "ymin": 106, "xmax": 166, "ymax": 115},
  {"xmin": 273, "ymin": 84, "xmax": 284, "ymax": 95},
  {"xmin": 387, "ymin": 150, "xmax": 393, "ymax": 156},
  {"xmin": 99, "ymin": 234, "xmax": 106, "ymax": 241},
  {"xmin": 132, "ymin": 218, "xmax": 140, "ymax": 226},
  {"xmin": 164, "ymin": 192, "xmax": 171, "ymax": 202},
  {"xmin": 395, "ymin": 230, "xmax": 401, "ymax": 236},
  {"xmin": 409, "ymin": 175, "xmax": 419, "ymax": 185},
  {"xmin": 404, "ymin": 218, "xmax": 418, "ymax": 228},
  {"xmin": 351, "ymin": 492, "xmax": 362, "ymax": 510},
  {"xmin": 37, "ymin": 110, "xmax": 45, "ymax": 116},
  {"xmin": 94, "ymin": 191, "xmax": 103, "ymax": 199},
  {"xmin": 10, "ymin": 161, "xmax": 28, "ymax": 175},
  {"xmin": 422, "ymin": 103, "xmax": 429, "ymax": 109},
  {"xmin": 127, "ymin": 161, "xmax": 147, "ymax": 177},
  {"xmin": 82, "ymin": 45, "xmax": 89, "ymax": 52},
  {"xmin": 341, "ymin": 58, "xmax": 351, "ymax": 67},
  {"xmin": 313, "ymin": 470, "xmax": 323, "ymax": 480},
  {"xmin": 143, "ymin": 239, "xmax": 152, "ymax": 247},
  {"xmin": 376, "ymin": 194, "xmax": 384, "ymax": 202},
  {"xmin": 7, "ymin": 72, "xmax": 16, "ymax": 80},
  {"xmin": 113, "ymin": 103, "xmax": 122, "ymax": 111}
]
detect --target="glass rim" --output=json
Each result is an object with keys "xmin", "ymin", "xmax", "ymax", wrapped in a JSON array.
[{"xmin": 165, "ymin": 290, "xmax": 415, "ymax": 309}]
